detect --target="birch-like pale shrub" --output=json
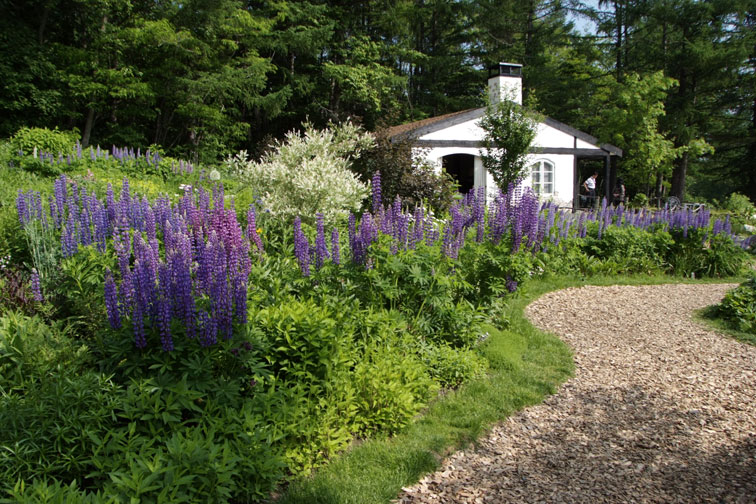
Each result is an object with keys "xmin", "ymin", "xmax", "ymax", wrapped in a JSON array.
[{"xmin": 226, "ymin": 121, "xmax": 373, "ymax": 226}]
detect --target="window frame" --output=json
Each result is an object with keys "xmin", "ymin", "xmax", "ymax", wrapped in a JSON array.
[{"xmin": 530, "ymin": 159, "xmax": 555, "ymax": 197}]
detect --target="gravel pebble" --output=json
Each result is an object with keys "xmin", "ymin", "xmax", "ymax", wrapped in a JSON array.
[{"xmin": 396, "ymin": 283, "xmax": 756, "ymax": 504}]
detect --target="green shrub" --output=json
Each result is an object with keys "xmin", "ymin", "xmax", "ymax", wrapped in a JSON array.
[
  {"xmin": 0, "ymin": 207, "xmax": 27, "ymax": 265},
  {"xmin": 250, "ymin": 296, "xmax": 357, "ymax": 383},
  {"xmin": 9, "ymin": 128, "xmax": 79, "ymax": 158},
  {"xmin": 535, "ymin": 238, "xmax": 602, "ymax": 277},
  {"xmin": 667, "ymin": 228, "xmax": 749, "ymax": 277},
  {"xmin": 721, "ymin": 192, "xmax": 755, "ymax": 218},
  {"xmin": 9, "ymin": 128, "xmax": 79, "ymax": 176},
  {"xmin": 420, "ymin": 342, "xmax": 489, "ymax": 389},
  {"xmin": 717, "ymin": 276, "xmax": 756, "ymax": 333},
  {"xmin": 350, "ymin": 130, "xmax": 457, "ymax": 213},
  {"xmin": 581, "ymin": 225, "xmax": 672, "ymax": 275},
  {"xmin": 0, "ymin": 311, "xmax": 89, "ymax": 393},
  {"xmin": 344, "ymin": 239, "xmax": 486, "ymax": 347},
  {"xmin": 3, "ymin": 480, "xmax": 113, "ymax": 504},
  {"xmin": 458, "ymin": 240, "xmax": 533, "ymax": 300},
  {"xmin": 351, "ymin": 341, "xmax": 436, "ymax": 435},
  {"xmin": 225, "ymin": 121, "xmax": 372, "ymax": 226},
  {"xmin": 631, "ymin": 192, "xmax": 648, "ymax": 208},
  {"xmin": 0, "ymin": 370, "xmax": 120, "ymax": 489}
]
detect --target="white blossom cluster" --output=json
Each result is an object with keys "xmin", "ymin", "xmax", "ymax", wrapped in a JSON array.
[{"xmin": 225, "ymin": 121, "xmax": 373, "ymax": 226}]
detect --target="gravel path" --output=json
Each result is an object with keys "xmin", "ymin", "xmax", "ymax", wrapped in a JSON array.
[{"xmin": 396, "ymin": 283, "xmax": 756, "ymax": 503}]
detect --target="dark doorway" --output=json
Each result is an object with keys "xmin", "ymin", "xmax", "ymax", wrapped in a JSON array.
[
  {"xmin": 576, "ymin": 157, "xmax": 611, "ymax": 209},
  {"xmin": 442, "ymin": 154, "xmax": 475, "ymax": 194}
]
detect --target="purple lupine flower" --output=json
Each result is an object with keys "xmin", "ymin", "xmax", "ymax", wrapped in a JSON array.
[
  {"xmin": 157, "ymin": 263, "xmax": 174, "ymax": 351},
  {"xmin": 132, "ymin": 300, "xmax": 147, "ymax": 349},
  {"xmin": 30, "ymin": 269, "xmax": 43, "ymax": 302},
  {"xmin": 348, "ymin": 213, "xmax": 362, "ymax": 264},
  {"xmin": 371, "ymin": 171, "xmax": 382, "ymax": 213},
  {"xmin": 360, "ymin": 212, "xmax": 378, "ymax": 249},
  {"xmin": 293, "ymin": 217, "xmax": 311, "ymax": 276},
  {"xmin": 441, "ymin": 223, "xmax": 455, "ymax": 258},
  {"xmin": 232, "ymin": 265, "xmax": 248, "ymax": 326},
  {"xmin": 474, "ymin": 187, "xmax": 486, "ymax": 243},
  {"xmin": 331, "ymin": 227, "xmax": 340, "ymax": 265},
  {"xmin": 53, "ymin": 175, "xmax": 68, "ymax": 224},
  {"xmin": 61, "ymin": 213, "xmax": 78, "ymax": 258},
  {"xmin": 506, "ymin": 276, "xmax": 518, "ymax": 293},
  {"xmin": 199, "ymin": 310, "xmax": 217, "ymax": 347},
  {"xmin": 712, "ymin": 218, "xmax": 723, "ymax": 236},
  {"xmin": 173, "ymin": 233, "xmax": 197, "ymax": 337},
  {"xmin": 247, "ymin": 204, "xmax": 264, "ymax": 255},
  {"xmin": 16, "ymin": 190, "xmax": 28, "ymax": 227},
  {"xmin": 48, "ymin": 195, "xmax": 59, "ymax": 228},
  {"xmin": 104, "ymin": 268, "xmax": 121, "ymax": 329},
  {"xmin": 314, "ymin": 213, "xmax": 329, "ymax": 269}
]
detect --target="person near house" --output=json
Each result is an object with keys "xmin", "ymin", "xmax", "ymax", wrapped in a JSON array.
[
  {"xmin": 612, "ymin": 177, "xmax": 626, "ymax": 207},
  {"xmin": 583, "ymin": 172, "xmax": 598, "ymax": 208}
]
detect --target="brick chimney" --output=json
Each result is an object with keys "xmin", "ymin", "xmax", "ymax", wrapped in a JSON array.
[{"xmin": 488, "ymin": 63, "xmax": 523, "ymax": 105}]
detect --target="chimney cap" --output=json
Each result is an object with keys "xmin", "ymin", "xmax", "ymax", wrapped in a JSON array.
[{"xmin": 488, "ymin": 62, "xmax": 523, "ymax": 79}]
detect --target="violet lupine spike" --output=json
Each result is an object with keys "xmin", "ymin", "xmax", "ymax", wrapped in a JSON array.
[
  {"xmin": 331, "ymin": 228, "xmax": 340, "ymax": 266},
  {"xmin": 173, "ymin": 233, "xmax": 196, "ymax": 338},
  {"xmin": 314, "ymin": 213, "xmax": 329, "ymax": 270},
  {"xmin": 48, "ymin": 195, "xmax": 59, "ymax": 229},
  {"xmin": 506, "ymin": 276, "xmax": 518, "ymax": 293},
  {"xmin": 371, "ymin": 171, "xmax": 383, "ymax": 213},
  {"xmin": 247, "ymin": 204, "xmax": 264, "ymax": 255},
  {"xmin": 61, "ymin": 213, "xmax": 78, "ymax": 258},
  {"xmin": 348, "ymin": 213, "xmax": 361, "ymax": 263},
  {"xmin": 211, "ymin": 244, "xmax": 233, "ymax": 340},
  {"xmin": 441, "ymin": 223, "xmax": 455, "ymax": 258},
  {"xmin": 293, "ymin": 217, "xmax": 311, "ymax": 276},
  {"xmin": 199, "ymin": 310, "xmax": 217, "ymax": 347},
  {"xmin": 232, "ymin": 266, "xmax": 248, "ymax": 326},
  {"xmin": 16, "ymin": 190, "xmax": 29, "ymax": 227},
  {"xmin": 132, "ymin": 301, "xmax": 147, "ymax": 349},
  {"xmin": 474, "ymin": 186, "xmax": 486, "ymax": 243},
  {"xmin": 157, "ymin": 263, "xmax": 174, "ymax": 351},
  {"xmin": 30, "ymin": 269, "xmax": 43, "ymax": 302},
  {"xmin": 104, "ymin": 269, "xmax": 121, "ymax": 329}
]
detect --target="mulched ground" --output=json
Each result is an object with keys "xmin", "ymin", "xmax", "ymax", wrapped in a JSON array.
[{"xmin": 396, "ymin": 283, "xmax": 756, "ymax": 503}]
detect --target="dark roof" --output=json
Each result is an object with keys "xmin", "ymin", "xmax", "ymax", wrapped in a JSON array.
[
  {"xmin": 386, "ymin": 106, "xmax": 622, "ymax": 157},
  {"xmin": 385, "ymin": 108, "xmax": 482, "ymax": 139}
]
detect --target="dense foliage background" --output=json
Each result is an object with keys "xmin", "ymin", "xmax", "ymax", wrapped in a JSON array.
[{"xmin": 2, "ymin": 0, "xmax": 754, "ymax": 202}]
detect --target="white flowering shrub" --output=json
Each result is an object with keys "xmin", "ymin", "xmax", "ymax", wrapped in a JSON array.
[{"xmin": 226, "ymin": 121, "xmax": 373, "ymax": 226}]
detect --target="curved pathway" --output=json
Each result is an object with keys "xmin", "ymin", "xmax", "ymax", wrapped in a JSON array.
[{"xmin": 397, "ymin": 284, "xmax": 756, "ymax": 503}]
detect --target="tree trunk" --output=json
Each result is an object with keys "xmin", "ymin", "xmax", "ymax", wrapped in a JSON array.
[
  {"xmin": 615, "ymin": 0, "xmax": 623, "ymax": 82},
  {"xmin": 670, "ymin": 150, "xmax": 688, "ymax": 200},
  {"xmin": 38, "ymin": 7, "xmax": 49, "ymax": 44},
  {"xmin": 82, "ymin": 108, "xmax": 95, "ymax": 147}
]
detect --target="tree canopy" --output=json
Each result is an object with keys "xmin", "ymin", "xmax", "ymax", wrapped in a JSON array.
[{"xmin": 1, "ymin": 0, "xmax": 754, "ymax": 201}]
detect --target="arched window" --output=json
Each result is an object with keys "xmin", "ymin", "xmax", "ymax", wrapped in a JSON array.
[{"xmin": 530, "ymin": 159, "xmax": 554, "ymax": 196}]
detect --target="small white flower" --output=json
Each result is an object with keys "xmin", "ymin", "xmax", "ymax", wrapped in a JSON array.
[{"xmin": 209, "ymin": 169, "xmax": 221, "ymax": 181}]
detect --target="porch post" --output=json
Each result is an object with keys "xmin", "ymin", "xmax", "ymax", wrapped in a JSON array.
[
  {"xmin": 604, "ymin": 155, "xmax": 611, "ymax": 202},
  {"xmin": 573, "ymin": 155, "xmax": 579, "ymax": 211}
]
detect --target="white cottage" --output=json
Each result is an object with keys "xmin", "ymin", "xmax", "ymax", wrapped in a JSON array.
[{"xmin": 387, "ymin": 63, "xmax": 622, "ymax": 208}]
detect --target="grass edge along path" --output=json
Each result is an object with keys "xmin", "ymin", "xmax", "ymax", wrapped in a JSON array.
[
  {"xmin": 695, "ymin": 306, "xmax": 756, "ymax": 347},
  {"xmin": 275, "ymin": 274, "xmax": 746, "ymax": 504}
]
